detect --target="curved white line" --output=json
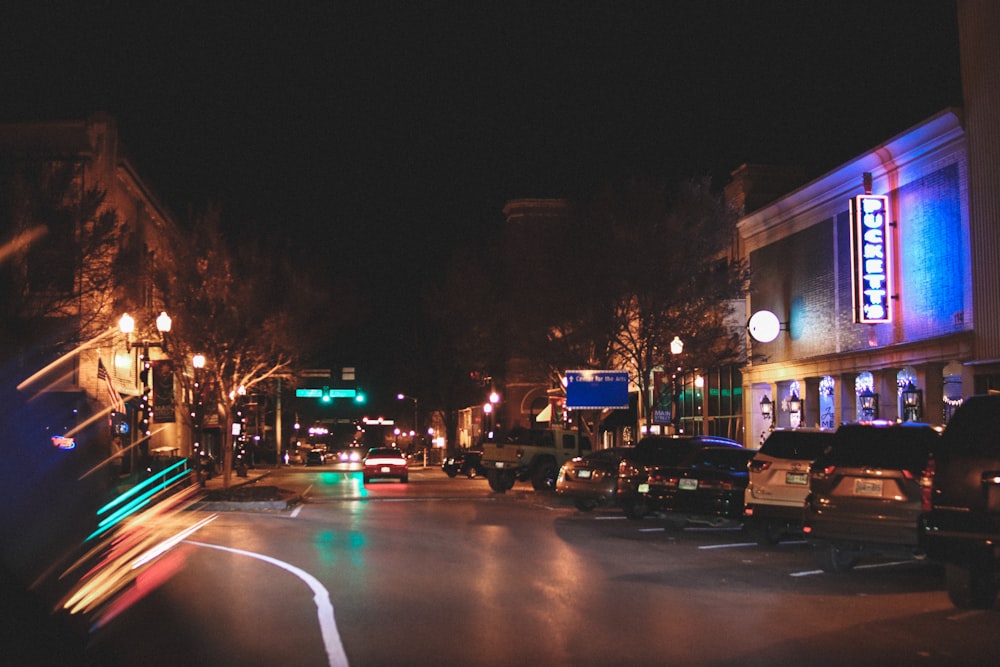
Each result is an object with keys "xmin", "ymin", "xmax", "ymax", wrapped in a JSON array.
[{"xmin": 186, "ymin": 540, "xmax": 349, "ymax": 667}]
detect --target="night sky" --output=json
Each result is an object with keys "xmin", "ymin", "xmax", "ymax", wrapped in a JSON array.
[{"xmin": 2, "ymin": 1, "xmax": 963, "ymax": 385}]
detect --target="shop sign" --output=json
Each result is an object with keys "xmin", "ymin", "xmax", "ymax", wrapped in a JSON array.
[{"xmin": 850, "ymin": 194, "xmax": 892, "ymax": 324}]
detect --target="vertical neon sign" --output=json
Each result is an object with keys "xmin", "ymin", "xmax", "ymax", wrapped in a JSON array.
[{"xmin": 850, "ymin": 194, "xmax": 892, "ymax": 324}]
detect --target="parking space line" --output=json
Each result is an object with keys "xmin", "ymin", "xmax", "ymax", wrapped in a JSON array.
[{"xmin": 698, "ymin": 542, "xmax": 758, "ymax": 549}]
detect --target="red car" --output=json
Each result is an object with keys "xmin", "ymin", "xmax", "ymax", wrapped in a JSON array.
[{"xmin": 363, "ymin": 447, "xmax": 409, "ymax": 483}]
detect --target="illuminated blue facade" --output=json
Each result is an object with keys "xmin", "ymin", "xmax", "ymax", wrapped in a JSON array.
[{"xmin": 738, "ymin": 110, "xmax": 975, "ymax": 441}]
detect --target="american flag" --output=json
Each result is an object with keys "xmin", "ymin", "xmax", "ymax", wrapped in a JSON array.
[{"xmin": 98, "ymin": 358, "xmax": 126, "ymax": 413}]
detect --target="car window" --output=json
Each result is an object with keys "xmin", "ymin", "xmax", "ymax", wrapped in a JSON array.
[
  {"xmin": 942, "ymin": 396, "xmax": 1000, "ymax": 456},
  {"xmin": 693, "ymin": 448, "xmax": 754, "ymax": 471},
  {"xmin": 824, "ymin": 425, "xmax": 938, "ymax": 470},
  {"xmin": 760, "ymin": 431, "xmax": 834, "ymax": 460}
]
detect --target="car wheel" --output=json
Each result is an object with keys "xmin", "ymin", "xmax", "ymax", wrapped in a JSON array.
[
  {"xmin": 530, "ymin": 462, "xmax": 559, "ymax": 490},
  {"xmin": 573, "ymin": 499, "xmax": 597, "ymax": 512},
  {"xmin": 748, "ymin": 522, "xmax": 783, "ymax": 546},
  {"xmin": 466, "ymin": 467, "xmax": 478, "ymax": 479},
  {"xmin": 487, "ymin": 470, "xmax": 515, "ymax": 493},
  {"xmin": 445, "ymin": 469, "xmax": 458, "ymax": 478},
  {"xmin": 946, "ymin": 561, "xmax": 998, "ymax": 609},
  {"xmin": 623, "ymin": 500, "xmax": 648, "ymax": 520},
  {"xmin": 816, "ymin": 543, "xmax": 858, "ymax": 573}
]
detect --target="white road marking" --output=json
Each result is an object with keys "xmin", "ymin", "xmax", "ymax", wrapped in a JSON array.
[
  {"xmin": 698, "ymin": 542, "xmax": 758, "ymax": 550},
  {"xmin": 289, "ymin": 505, "xmax": 303, "ymax": 518},
  {"xmin": 790, "ymin": 560, "xmax": 916, "ymax": 577},
  {"xmin": 187, "ymin": 540, "xmax": 349, "ymax": 667}
]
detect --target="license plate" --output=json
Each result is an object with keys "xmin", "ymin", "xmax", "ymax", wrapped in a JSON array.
[
  {"xmin": 785, "ymin": 472, "xmax": 808, "ymax": 485},
  {"xmin": 854, "ymin": 478, "xmax": 883, "ymax": 496},
  {"xmin": 494, "ymin": 462, "xmax": 505, "ymax": 468},
  {"xmin": 679, "ymin": 478, "xmax": 698, "ymax": 490},
  {"xmin": 380, "ymin": 466, "xmax": 391, "ymax": 473},
  {"xmin": 576, "ymin": 469, "xmax": 592, "ymax": 479},
  {"xmin": 638, "ymin": 483, "xmax": 650, "ymax": 494}
]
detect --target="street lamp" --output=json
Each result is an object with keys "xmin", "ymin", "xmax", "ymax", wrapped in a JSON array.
[
  {"xmin": 670, "ymin": 335, "xmax": 684, "ymax": 356},
  {"xmin": 397, "ymin": 393, "xmax": 418, "ymax": 435},
  {"xmin": 118, "ymin": 311, "xmax": 172, "ymax": 471},
  {"xmin": 119, "ymin": 311, "xmax": 171, "ymax": 352}
]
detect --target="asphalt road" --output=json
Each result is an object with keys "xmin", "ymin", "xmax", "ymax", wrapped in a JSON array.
[{"xmin": 75, "ymin": 464, "xmax": 1000, "ymax": 666}]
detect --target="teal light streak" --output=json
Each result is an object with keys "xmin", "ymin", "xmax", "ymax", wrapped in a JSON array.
[
  {"xmin": 97, "ymin": 458, "xmax": 189, "ymax": 516},
  {"xmin": 87, "ymin": 460, "xmax": 191, "ymax": 542}
]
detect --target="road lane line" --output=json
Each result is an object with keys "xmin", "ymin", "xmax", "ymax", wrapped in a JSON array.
[
  {"xmin": 187, "ymin": 540, "xmax": 349, "ymax": 667},
  {"xmin": 289, "ymin": 505, "xmax": 303, "ymax": 518}
]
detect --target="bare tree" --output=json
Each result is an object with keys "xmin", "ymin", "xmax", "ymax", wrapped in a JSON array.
[
  {"xmin": 591, "ymin": 177, "xmax": 747, "ymax": 431},
  {"xmin": 0, "ymin": 157, "xmax": 120, "ymax": 366},
  {"xmin": 155, "ymin": 207, "xmax": 330, "ymax": 487}
]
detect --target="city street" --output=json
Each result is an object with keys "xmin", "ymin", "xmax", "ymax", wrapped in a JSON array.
[{"xmin": 83, "ymin": 464, "xmax": 1000, "ymax": 666}]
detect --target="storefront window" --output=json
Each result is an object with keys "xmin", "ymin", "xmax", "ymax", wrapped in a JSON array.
[{"xmin": 819, "ymin": 376, "xmax": 836, "ymax": 429}]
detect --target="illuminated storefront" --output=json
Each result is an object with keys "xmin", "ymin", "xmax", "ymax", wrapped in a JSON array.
[{"xmin": 738, "ymin": 109, "xmax": 980, "ymax": 442}]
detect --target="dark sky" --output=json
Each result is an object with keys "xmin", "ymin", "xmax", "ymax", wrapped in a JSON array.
[{"xmin": 2, "ymin": 1, "xmax": 963, "ymax": 382}]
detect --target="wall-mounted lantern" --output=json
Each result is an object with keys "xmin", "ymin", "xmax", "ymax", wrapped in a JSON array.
[
  {"xmin": 760, "ymin": 395, "xmax": 773, "ymax": 420},
  {"xmin": 788, "ymin": 392, "xmax": 802, "ymax": 415},
  {"xmin": 901, "ymin": 381, "xmax": 923, "ymax": 422},
  {"xmin": 859, "ymin": 387, "xmax": 879, "ymax": 420}
]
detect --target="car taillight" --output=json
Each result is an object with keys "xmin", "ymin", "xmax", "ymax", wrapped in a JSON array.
[
  {"xmin": 618, "ymin": 460, "xmax": 635, "ymax": 478},
  {"xmin": 920, "ymin": 455, "xmax": 935, "ymax": 511},
  {"xmin": 749, "ymin": 460, "xmax": 771, "ymax": 473},
  {"xmin": 812, "ymin": 465, "xmax": 835, "ymax": 479}
]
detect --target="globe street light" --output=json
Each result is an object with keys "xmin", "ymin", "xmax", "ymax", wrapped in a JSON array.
[{"xmin": 397, "ymin": 393, "xmax": 418, "ymax": 435}]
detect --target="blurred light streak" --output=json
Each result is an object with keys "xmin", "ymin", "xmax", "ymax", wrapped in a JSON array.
[
  {"xmin": 89, "ymin": 548, "xmax": 188, "ymax": 632},
  {"xmin": 88, "ymin": 456, "xmax": 190, "ymax": 541},
  {"xmin": 0, "ymin": 225, "xmax": 47, "ymax": 264},
  {"xmin": 16, "ymin": 327, "xmax": 117, "ymax": 392},
  {"xmin": 79, "ymin": 426, "xmax": 165, "ymax": 482},
  {"xmin": 132, "ymin": 513, "xmax": 217, "ymax": 568},
  {"xmin": 57, "ymin": 483, "xmax": 212, "ymax": 622}
]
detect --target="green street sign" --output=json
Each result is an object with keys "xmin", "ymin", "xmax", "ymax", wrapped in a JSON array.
[
  {"xmin": 296, "ymin": 389, "xmax": 323, "ymax": 398},
  {"xmin": 295, "ymin": 388, "xmax": 357, "ymax": 399}
]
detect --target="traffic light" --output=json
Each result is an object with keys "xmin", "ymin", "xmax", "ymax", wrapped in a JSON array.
[
  {"xmin": 321, "ymin": 386, "xmax": 332, "ymax": 404},
  {"xmin": 354, "ymin": 390, "xmax": 366, "ymax": 404}
]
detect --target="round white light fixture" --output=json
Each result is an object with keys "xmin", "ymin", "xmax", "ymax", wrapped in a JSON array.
[{"xmin": 748, "ymin": 310, "xmax": 782, "ymax": 343}]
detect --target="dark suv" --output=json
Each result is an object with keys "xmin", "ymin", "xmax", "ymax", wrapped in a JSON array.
[
  {"xmin": 618, "ymin": 435, "xmax": 742, "ymax": 519},
  {"xmin": 744, "ymin": 428, "xmax": 835, "ymax": 544},
  {"xmin": 803, "ymin": 422, "xmax": 939, "ymax": 572},
  {"xmin": 921, "ymin": 394, "xmax": 1000, "ymax": 608}
]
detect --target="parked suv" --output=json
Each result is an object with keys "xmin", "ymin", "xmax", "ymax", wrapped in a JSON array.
[
  {"xmin": 639, "ymin": 445, "xmax": 755, "ymax": 526},
  {"xmin": 745, "ymin": 429, "xmax": 835, "ymax": 545},
  {"xmin": 618, "ymin": 435, "xmax": 741, "ymax": 519},
  {"xmin": 803, "ymin": 422, "xmax": 939, "ymax": 572},
  {"xmin": 920, "ymin": 394, "xmax": 1000, "ymax": 608}
]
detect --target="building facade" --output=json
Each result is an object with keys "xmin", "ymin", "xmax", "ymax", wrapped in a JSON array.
[
  {"xmin": 739, "ymin": 108, "xmax": 985, "ymax": 442},
  {"xmin": 1, "ymin": 113, "xmax": 189, "ymax": 469},
  {"xmin": 738, "ymin": 1, "xmax": 1000, "ymax": 445}
]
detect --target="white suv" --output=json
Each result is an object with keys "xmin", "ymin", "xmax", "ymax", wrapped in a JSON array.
[{"xmin": 744, "ymin": 429, "xmax": 834, "ymax": 544}]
